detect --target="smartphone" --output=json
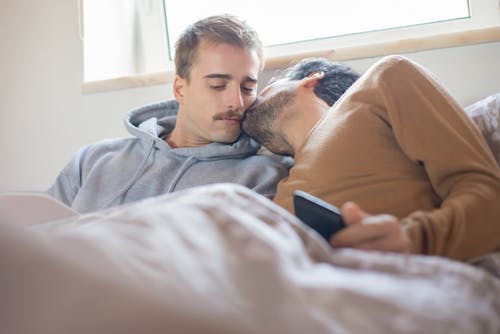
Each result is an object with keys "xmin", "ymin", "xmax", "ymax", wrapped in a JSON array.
[{"xmin": 293, "ymin": 190, "xmax": 345, "ymax": 241}]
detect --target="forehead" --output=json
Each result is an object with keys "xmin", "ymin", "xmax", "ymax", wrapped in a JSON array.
[{"xmin": 191, "ymin": 40, "xmax": 260, "ymax": 80}]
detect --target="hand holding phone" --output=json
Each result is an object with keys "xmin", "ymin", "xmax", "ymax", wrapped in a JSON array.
[{"xmin": 293, "ymin": 190, "xmax": 345, "ymax": 241}]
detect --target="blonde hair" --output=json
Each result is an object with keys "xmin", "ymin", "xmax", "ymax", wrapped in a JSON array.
[{"xmin": 174, "ymin": 14, "xmax": 264, "ymax": 80}]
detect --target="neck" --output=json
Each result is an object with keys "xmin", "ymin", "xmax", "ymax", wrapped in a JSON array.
[
  {"xmin": 283, "ymin": 99, "xmax": 330, "ymax": 155},
  {"xmin": 165, "ymin": 126, "xmax": 208, "ymax": 148},
  {"xmin": 164, "ymin": 110, "xmax": 210, "ymax": 148},
  {"xmin": 164, "ymin": 131, "xmax": 179, "ymax": 148}
]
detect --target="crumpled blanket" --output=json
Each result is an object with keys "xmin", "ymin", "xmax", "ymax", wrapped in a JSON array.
[{"xmin": 1, "ymin": 183, "xmax": 499, "ymax": 334}]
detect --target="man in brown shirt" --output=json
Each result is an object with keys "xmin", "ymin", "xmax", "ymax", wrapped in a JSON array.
[{"xmin": 243, "ymin": 55, "xmax": 500, "ymax": 261}]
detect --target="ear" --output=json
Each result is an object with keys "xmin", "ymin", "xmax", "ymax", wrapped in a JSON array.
[
  {"xmin": 173, "ymin": 75, "xmax": 187, "ymax": 103},
  {"xmin": 300, "ymin": 71, "xmax": 325, "ymax": 89}
]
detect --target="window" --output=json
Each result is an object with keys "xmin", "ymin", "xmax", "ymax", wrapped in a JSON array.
[
  {"xmin": 83, "ymin": 0, "xmax": 169, "ymax": 82},
  {"xmin": 82, "ymin": 0, "xmax": 500, "ymax": 90},
  {"xmin": 164, "ymin": 0, "xmax": 469, "ymax": 58}
]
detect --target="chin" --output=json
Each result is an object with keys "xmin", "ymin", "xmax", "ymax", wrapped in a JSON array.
[{"xmin": 215, "ymin": 132, "xmax": 241, "ymax": 144}]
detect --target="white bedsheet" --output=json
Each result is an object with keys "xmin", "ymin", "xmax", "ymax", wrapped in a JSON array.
[{"xmin": 1, "ymin": 184, "xmax": 499, "ymax": 334}]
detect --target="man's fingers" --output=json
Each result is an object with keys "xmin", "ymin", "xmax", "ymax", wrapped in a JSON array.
[
  {"xmin": 355, "ymin": 234, "xmax": 411, "ymax": 253},
  {"xmin": 340, "ymin": 201, "xmax": 367, "ymax": 225},
  {"xmin": 333, "ymin": 205, "xmax": 411, "ymax": 254},
  {"xmin": 331, "ymin": 214, "xmax": 398, "ymax": 246}
]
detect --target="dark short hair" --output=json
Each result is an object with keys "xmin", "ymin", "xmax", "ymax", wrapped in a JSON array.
[
  {"xmin": 174, "ymin": 14, "xmax": 264, "ymax": 80},
  {"xmin": 276, "ymin": 58, "xmax": 360, "ymax": 106}
]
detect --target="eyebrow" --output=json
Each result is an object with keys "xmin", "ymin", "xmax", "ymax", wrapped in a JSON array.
[{"xmin": 204, "ymin": 73, "xmax": 258, "ymax": 84}]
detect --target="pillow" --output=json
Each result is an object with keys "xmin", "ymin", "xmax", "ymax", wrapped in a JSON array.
[{"xmin": 464, "ymin": 93, "xmax": 500, "ymax": 166}]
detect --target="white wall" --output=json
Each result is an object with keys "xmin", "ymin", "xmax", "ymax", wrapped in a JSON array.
[
  {"xmin": 0, "ymin": 0, "xmax": 172, "ymax": 192},
  {"xmin": 1, "ymin": 0, "xmax": 499, "ymax": 192}
]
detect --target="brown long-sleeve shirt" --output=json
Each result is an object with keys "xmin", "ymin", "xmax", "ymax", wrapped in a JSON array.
[{"xmin": 273, "ymin": 56, "xmax": 500, "ymax": 261}]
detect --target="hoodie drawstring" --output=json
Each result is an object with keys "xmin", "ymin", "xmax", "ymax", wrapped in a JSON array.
[{"xmin": 167, "ymin": 156, "xmax": 197, "ymax": 192}]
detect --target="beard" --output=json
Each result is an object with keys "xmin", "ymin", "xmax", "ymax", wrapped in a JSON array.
[{"xmin": 242, "ymin": 90, "xmax": 296, "ymax": 155}]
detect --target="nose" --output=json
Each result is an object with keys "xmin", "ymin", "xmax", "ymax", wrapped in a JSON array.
[{"xmin": 225, "ymin": 86, "xmax": 244, "ymax": 110}]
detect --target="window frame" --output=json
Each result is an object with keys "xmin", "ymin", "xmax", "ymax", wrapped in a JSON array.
[{"xmin": 82, "ymin": 0, "xmax": 500, "ymax": 94}]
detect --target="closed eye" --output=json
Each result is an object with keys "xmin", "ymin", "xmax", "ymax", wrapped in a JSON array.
[
  {"xmin": 241, "ymin": 86, "xmax": 255, "ymax": 94},
  {"xmin": 210, "ymin": 85, "xmax": 226, "ymax": 91}
]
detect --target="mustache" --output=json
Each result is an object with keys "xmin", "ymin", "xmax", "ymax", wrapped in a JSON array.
[{"xmin": 212, "ymin": 110, "xmax": 244, "ymax": 121}]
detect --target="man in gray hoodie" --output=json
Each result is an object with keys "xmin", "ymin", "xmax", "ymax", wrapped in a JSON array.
[{"xmin": 48, "ymin": 15, "xmax": 289, "ymax": 213}]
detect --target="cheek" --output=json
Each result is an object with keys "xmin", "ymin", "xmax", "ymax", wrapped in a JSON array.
[
  {"xmin": 247, "ymin": 104, "xmax": 273, "ymax": 128},
  {"xmin": 243, "ymin": 95, "xmax": 257, "ymax": 109}
]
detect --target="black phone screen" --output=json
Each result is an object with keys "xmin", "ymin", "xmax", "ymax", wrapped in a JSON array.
[{"xmin": 293, "ymin": 190, "xmax": 345, "ymax": 240}]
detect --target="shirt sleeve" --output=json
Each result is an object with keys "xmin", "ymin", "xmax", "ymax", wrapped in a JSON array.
[{"xmin": 378, "ymin": 57, "xmax": 500, "ymax": 260}]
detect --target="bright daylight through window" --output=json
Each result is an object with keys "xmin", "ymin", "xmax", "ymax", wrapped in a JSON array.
[
  {"xmin": 163, "ymin": 0, "xmax": 469, "ymax": 58},
  {"xmin": 83, "ymin": 0, "xmax": 472, "ymax": 83}
]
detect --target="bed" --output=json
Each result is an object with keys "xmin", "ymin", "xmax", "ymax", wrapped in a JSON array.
[{"xmin": 1, "ymin": 94, "xmax": 499, "ymax": 334}]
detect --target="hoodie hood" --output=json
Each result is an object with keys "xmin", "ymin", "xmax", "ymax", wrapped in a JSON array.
[{"xmin": 124, "ymin": 99, "xmax": 261, "ymax": 159}]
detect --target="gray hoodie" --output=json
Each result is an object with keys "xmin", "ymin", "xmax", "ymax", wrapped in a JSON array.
[{"xmin": 48, "ymin": 100, "xmax": 290, "ymax": 213}]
